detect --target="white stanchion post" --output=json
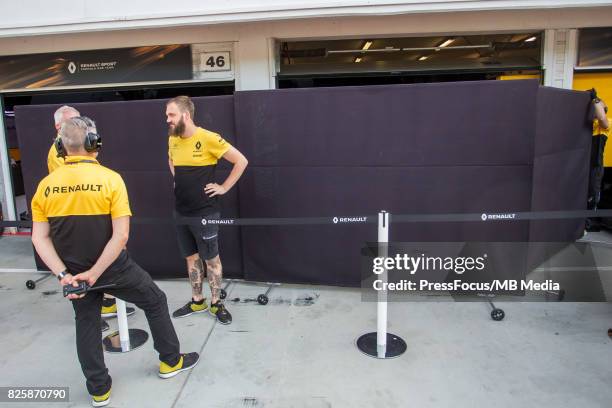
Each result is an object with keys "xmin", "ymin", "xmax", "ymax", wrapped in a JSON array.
[
  {"xmin": 102, "ymin": 300, "xmax": 148, "ymax": 354},
  {"xmin": 116, "ymin": 299, "xmax": 130, "ymax": 352},
  {"xmin": 356, "ymin": 210, "xmax": 406, "ymax": 359},
  {"xmin": 377, "ymin": 211, "xmax": 389, "ymax": 358}
]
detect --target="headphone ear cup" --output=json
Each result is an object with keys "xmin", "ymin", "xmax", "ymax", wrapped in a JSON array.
[
  {"xmin": 55, "ymin": 137, "xmax": 66, "ymax": 158},
  {"xmin": 85, "ymin": 132, "xmax": 102, "ymax": 152},
  {"xmin": 84, "ymin": 133, "xmax": 93, "ymax": 152}
]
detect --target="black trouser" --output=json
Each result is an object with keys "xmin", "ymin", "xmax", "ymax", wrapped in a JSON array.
[
  {"xmin": 71, "ymin": 256, "xmax": 180, "ymax": 396},
  {"xmin": 588, "ymin": 134, "xmax": 607, "ymax": 209}
]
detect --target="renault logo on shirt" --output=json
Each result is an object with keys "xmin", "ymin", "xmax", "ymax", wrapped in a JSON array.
[
  {"xmin": 46, "ymin": 184, "xmax": 103, "ymax": 195},
  {"xmin": 193, "ymin": 140, "xmax": 204, "ymax": 157}
]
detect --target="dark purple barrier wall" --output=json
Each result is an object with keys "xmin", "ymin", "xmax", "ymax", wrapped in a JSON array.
[
  {"xmin": 235, "ymin": 80, "xmax": 542, "ymax": 285},
  {"xmin": 235, "ymin": 81, "xmax": 591, "ymax": 286},
  {"xmin": 526, "ymin": 86, "xmax": 592, "ymax": 271},
  {"xmin": 15, "ymin": 96, "xmax": 243, "ymax": 279},
  {"xmin": 14, "ymin": 81, "xmax": 592, "ymax": 285},
  {"xmin": 529, "ymin": 86, "xmax": 592, "ymax": 241}
]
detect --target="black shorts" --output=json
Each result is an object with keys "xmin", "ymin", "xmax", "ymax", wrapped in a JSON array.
[{"xmin": 174, "ymin": 212, "xmax": 220, "ymax": 260}]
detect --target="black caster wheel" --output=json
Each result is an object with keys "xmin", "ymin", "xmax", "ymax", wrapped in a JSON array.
[
  {"xmin": 220, "ymin": 289, "xmax": 227, "ymax": 300},
  {"xmin": 26, "ymin": 280, "xmax": 36, "ymax": 290},
  {"xmin": 491, "ymin": 308, "xmax": 505, "ymax": 321},
  {"xmin": 257, "ymin": 294, "xmax": 269, "ymax": 305}
]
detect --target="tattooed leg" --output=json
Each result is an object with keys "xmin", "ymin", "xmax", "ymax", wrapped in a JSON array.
[
  {"xmin": 205, "ymin": 256, "xmax": 223, "ymax": 304},
  {"xmin": 186, "ymin": 254, "xmax": 205, "ymax": 301}
]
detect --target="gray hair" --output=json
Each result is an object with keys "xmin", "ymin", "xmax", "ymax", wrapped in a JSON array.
[
  {"xmin": 59, "ymin": 116, "xmax": 96, "ymax": 153},
  {"xmin": 53, "ymin": 105, "xmax": 80, "ymax": 125}
]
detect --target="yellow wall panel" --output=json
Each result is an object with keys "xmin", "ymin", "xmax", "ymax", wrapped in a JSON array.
[{"xmin": 498, "ymin": 74, "xmax": 541, "ymax": 81}]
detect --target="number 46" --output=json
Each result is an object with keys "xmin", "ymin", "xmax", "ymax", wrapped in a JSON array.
[{"xmin": 206, "ymin": 56, "xmax": 226, "ymax": 68}]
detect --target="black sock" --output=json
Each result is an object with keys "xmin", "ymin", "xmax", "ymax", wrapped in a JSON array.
[{"xmin": 192, "ymin": 298, "xmax": 205, "ymax": 305}]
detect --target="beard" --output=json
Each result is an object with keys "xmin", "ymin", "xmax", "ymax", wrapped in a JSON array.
[{"xmin": 168, "ymin": 117, "xmax": 186, "ymax": 136}]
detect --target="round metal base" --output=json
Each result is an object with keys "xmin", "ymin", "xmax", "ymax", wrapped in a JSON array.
[
  {"xmin": 356, "ymin": 332, "xmax": 407, "ymax": 359},
  {"xmin": 103, "ymin": 329, "xmax": 149, "ymax": 353}
]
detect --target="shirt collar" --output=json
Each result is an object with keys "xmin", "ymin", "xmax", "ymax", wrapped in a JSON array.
[{"xmin": 64, "ymin": 156, "xmax": 99, "ymax": 165}]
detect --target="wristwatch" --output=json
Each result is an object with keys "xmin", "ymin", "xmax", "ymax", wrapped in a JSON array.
[{"xmin": 57, "ymin": 270, "xmax": 69, "ymax": 281}]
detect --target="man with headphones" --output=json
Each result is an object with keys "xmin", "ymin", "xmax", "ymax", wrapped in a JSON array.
[
  {"xmin": 32, "ymin": 117, "xmax": 199, "ymax": 407},
  {"xmin": 50, "ymin": 106, "xmax": 133, "ymax": 330}
]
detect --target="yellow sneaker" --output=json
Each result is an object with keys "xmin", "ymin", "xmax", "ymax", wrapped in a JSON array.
[
  {"xmin": 158, "ymin": 352, "xmax": 200, "ymax": 379},
  {"xmin": 101, "ymin": 298, "xmax": 136, "ymax": 318},
  {"xmin": 100, "ymin": 300, "xmax": 117, "ymax": 317},
  {"xmin": 172, "ymin": 299, "xmax": 208, "ymax": 318},
  {"xmin": 91, "ymin": 388, "xmax": 111, "ymax": 407}
]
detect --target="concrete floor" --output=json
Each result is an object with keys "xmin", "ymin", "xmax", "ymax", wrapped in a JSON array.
[
  {"xmin": 0, "ymin": 235, "xmax": 36, "ymax": 271},
  {"xmin": 0, "ymin": 235, "xmax": 611, "ymax": 408}
]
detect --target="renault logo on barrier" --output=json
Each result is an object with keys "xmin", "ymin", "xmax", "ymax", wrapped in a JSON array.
[
  {"xmin": 482, "ymin": 213, "xmax": 516, "ymax": 221},
  {"xmin": 67, "ymin": 62, "xmax": 77, "ymax": 74},
  {"xmin": 332, "ymin": 216, "xmax": 367, "ymax": 224},
  {"xmin": 208, "ymin": 219, "xmax": 235, "ymax": 225}
]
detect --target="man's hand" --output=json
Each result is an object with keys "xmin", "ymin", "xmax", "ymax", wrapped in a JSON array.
[
  {"xmin": 73, "ymin": 270, "xmax": 99, "ymax": 286},
  {"xmin": 59, "ymin": 273, "xmax": 74, "ymax": 287},
  {"xmin": 60, "ymin": 274, "xmax": 86, "ymax": 300},
  {"xmin": 205, "ymin": 183, "xmax": 227, "ymax": 197},
  {"xmin": 65, "ymin": 270, "xmax": 98, "ymax": 300}
]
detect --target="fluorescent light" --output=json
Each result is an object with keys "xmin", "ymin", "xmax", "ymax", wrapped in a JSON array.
[
  {"xmin": 439, "ymin": 38, "xmax": 455, "ymax": 48},
  {"xmin": 525, "ymin": 36, "xmax": 537, "ymax": 42},
  {"xmin": 354, "ymin": 57, "xmax": 362, "ymax": 63},
  {"xmin": 362, "ymin": 41, "xmax": 373, "ymax": 50},
  {"xmin": 418, "ymin": 56, "xmax": 428, "ymax": 61}
]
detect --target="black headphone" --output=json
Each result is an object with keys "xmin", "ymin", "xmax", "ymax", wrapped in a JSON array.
[{"xmin": 56, "ymin": 116, "xmax": 102, "ymax": 158}]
